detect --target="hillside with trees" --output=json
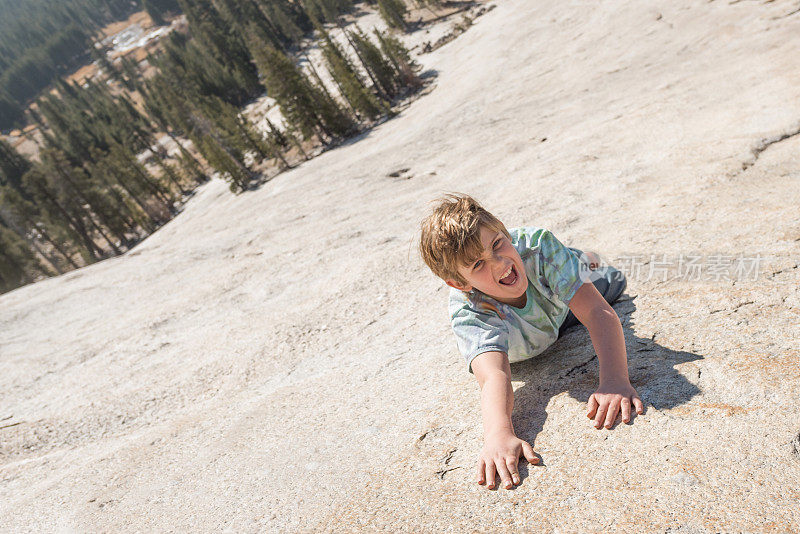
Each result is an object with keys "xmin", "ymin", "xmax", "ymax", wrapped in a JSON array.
[
  {"xmin": 0, "ymin": 0, "xmax": 144, "ymax": 129},
  {"xmin": 0, "ymin": 0, "xmax": 443, "ymax": 293}
]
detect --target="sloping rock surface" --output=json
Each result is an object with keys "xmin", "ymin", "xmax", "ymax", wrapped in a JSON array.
[{"xmin": 2, "ymin": 0, "xmax": 800, "ymax": 531}]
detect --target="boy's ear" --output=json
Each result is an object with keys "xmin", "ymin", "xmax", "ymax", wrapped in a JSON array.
[{"xmin": 445, "ymin": 278, "xmax": 472, "ymax": 292}]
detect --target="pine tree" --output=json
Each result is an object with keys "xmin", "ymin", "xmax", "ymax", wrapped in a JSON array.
[
  {"xmin": 317, "ymin": 23, "xmax": 387, "ymax": 120},
  {"xmin": 0, "ymin": 91, "xmax": 23, "ymax": 131},
  {"xmin": 258, "ymin": 0, "xmax": 307, "ymax": 45},
  {"xmin": 143, "ymin": 0, "xmax": 181, "ymax": 25},
  {"xmin": 198, "ymin": 134, "xmax": 253, "ymax": 192},
  {"xmin": 89, "ymin": 148, "xmax": 161, "ymax": 233},
  {"xmin": 0, "ymin": 184, "xmax": 78, "ymax": 271},
  {"xmin": 0, "ymin": 138, "xmax": 32, "ymax": 194},
  {"xmin": 139, "ymin": 79, "xmax": 207, "ymax": 185},
  {"xmin": 250, "ymin": 40, "xmax": 355, "ymax": 142},
  {"xmin": 177, "ymin": 0, "xmax": 263, "ymax": 103},
  {"xmin": 301, "ymin": 0, "xmax": 343, "ymax": 24},
  {"xmin": 266, "ymin": 116, "xmax": 309, "ymax": 160},
  {"xmin": 39, "ymin": 150, "xmax": 123, "ymax": 254},
  {"xmin": 142, "ymin": 72, "xmax": 229, "ymax": 187},
  {"xmin": 374, "ymin": 28, "xmax": 422, "ymax": 91},
  {"xmin": 0, "ymin": 222, "xmax": 45, "ymax": 292},
  {"xmin": 22, "ymin": 167, "xmax": 104, "ymax": 262},
  {"xmin": 349, "ymin": 26, "xmax": 399, "ymax": 99},
  {"xmin": 0, "ymin": 187, "xmax": 60, "ymax": 275},
  {"xmin": 215, "ymin": 0, "xmax": 304, "ymax": 50},
  {"xmin": 143, "ymin": 0, "xmax": 167, "ymax": 25},
  {"xmin": 119, "ymin": 55, "xmax": 141, "ymax": 91},
  {"xmin": 377, "ymin": 0, "xmax": 407, "ymax": 31},
  {"xmin": 110, "ymin": 143, "xmax": 176, "ymax": 209},
  {"xmin": 82, "ymin": 159, "xmax": 148, "ymax": 239},
  {"xmin": 90, "ymin": 44, "xmax": 118, "ymax": 80},
  {"xmin": 179, "ymin": 101, "xmax": 254, "ymax": 191}
]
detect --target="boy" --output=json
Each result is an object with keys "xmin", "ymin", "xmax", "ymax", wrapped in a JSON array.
[{"xmin": 419, "ymin": 194, "xmax": 643, "ymax": 491}]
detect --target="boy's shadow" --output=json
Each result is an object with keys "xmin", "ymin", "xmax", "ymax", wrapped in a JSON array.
[{"xmin": 509, "ymin": 294, "xmax": 702, "ymax": 478}]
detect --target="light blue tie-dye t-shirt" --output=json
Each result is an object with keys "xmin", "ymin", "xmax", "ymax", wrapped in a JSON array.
[{"xmin": 449, "ymin": 227, "xmax": 589, "ymax": 373}]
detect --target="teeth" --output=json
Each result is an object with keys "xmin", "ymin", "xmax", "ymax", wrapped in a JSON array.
[{"xmin": 500, "ymin": 266, "xmax": 513, "ymax": 280}]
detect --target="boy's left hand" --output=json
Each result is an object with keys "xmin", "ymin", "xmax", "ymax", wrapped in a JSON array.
[{"xmin": 586, "ymin": 380, "xmax": 644, "ymax": 429}]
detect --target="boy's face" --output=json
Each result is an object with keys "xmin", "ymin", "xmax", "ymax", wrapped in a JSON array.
[{"xmin": 445, "ymin": 225, "xmax": 528, "ymax": 306}]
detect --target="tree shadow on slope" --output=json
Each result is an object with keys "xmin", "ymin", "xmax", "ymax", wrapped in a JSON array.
[{"xmin": 509, "ymin": 294, "xmax": 703, "ymax": 476}]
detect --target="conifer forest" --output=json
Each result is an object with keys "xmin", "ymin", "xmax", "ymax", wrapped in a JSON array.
[{"xmin": 0, "ymin": 0, "xmax": 437, "ymax": 294}]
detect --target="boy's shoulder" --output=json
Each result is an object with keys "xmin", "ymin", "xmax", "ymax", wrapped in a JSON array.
[
  {"xmin": 508, "ymin": 226, "xmax": 558, "ymax": 255},
  {"xmin": 448, "ymin": 287, "xmax": 513, "ymax": 327}
]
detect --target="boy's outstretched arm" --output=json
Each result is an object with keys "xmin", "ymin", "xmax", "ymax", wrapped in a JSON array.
[
  {"xmin": 568, "ymin": 282, "xmax": 644, "ymax": 428},
  {"xmin": 471, "ymin": 351, "xmax": 539, "ymax": 490}
]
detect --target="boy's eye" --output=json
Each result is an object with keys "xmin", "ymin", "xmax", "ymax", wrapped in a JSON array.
[
  {"xmin": 473, "ymin": 260, "xmax": 483, "ymax": 270},
  {"xmin": 493, "ymin": 239, "xmax": 501, "ymax": 249}
]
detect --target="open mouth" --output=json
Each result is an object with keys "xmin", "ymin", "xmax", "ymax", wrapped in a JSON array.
[{"xmin": 499, "ymin": 265, "xmax": 518, "ymax": 285}]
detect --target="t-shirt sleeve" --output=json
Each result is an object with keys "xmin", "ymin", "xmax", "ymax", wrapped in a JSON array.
[
  {"xmin": 535, "ymin": 230, "xmax": 587, "ymax": 304},
  {"xmin": 450, "ymin": 303, "xmax": 509, "ymax": 374}
]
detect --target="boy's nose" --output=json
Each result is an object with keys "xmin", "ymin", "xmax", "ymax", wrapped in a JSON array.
[{"xmin": 493, "ymin": 259, "xmax": 511, "ymax": 276}]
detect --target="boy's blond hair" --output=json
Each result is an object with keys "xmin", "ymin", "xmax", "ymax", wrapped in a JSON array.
[{"xmin": 419, "ymin": 194, "xmax": 510, "ymax": 286}]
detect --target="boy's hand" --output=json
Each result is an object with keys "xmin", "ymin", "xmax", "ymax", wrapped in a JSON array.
[
  {"xmin": 586, "ymin": 380, "xmax": 644, "ymax": 429},
  {"xmin": 476, "ymin": 430, "xmax": 539, "ymax": 489}
]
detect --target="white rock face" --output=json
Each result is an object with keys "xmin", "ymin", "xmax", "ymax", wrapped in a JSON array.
[{"xmin": 2, "ymin": 0, "xmax": 800, "ymax": 531}]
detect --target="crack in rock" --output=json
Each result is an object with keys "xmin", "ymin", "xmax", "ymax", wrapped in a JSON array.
[
  {"xmin": 731, "ymin": 300, "xmax": 754, "ymax": 312},
  {"xmin": 564, "ymin": 355, "xmax": 597, "ymax": 378},
  {"xmin": 0, "ymin": 421, "xmax": 23, "ymax": 430},
  {"xmin": 435, "ymin": 466, "xmax": 462, "ymax": 480},
  {"xmin": 791, "ymin": 432, "xmax": 800, "ymax": 460},
  {"xmin": 770, "ymin": 263, "xmax": 799, "ymax": 278},
  {"xmin": 742, "ymin": 125, "xmax": 800, "ymax": 170},
  {"xmin": 415, "ymin": 426, "xmax": 442, "ymax": 447},
  {"xmin": 772, "ymin": 6, "xmax": 800, "ymax": 20}
]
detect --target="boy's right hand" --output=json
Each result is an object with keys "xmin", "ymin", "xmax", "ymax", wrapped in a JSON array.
[{"xmin": 476, "ymin": 429, "xmax": 539, "ymax": 489}]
